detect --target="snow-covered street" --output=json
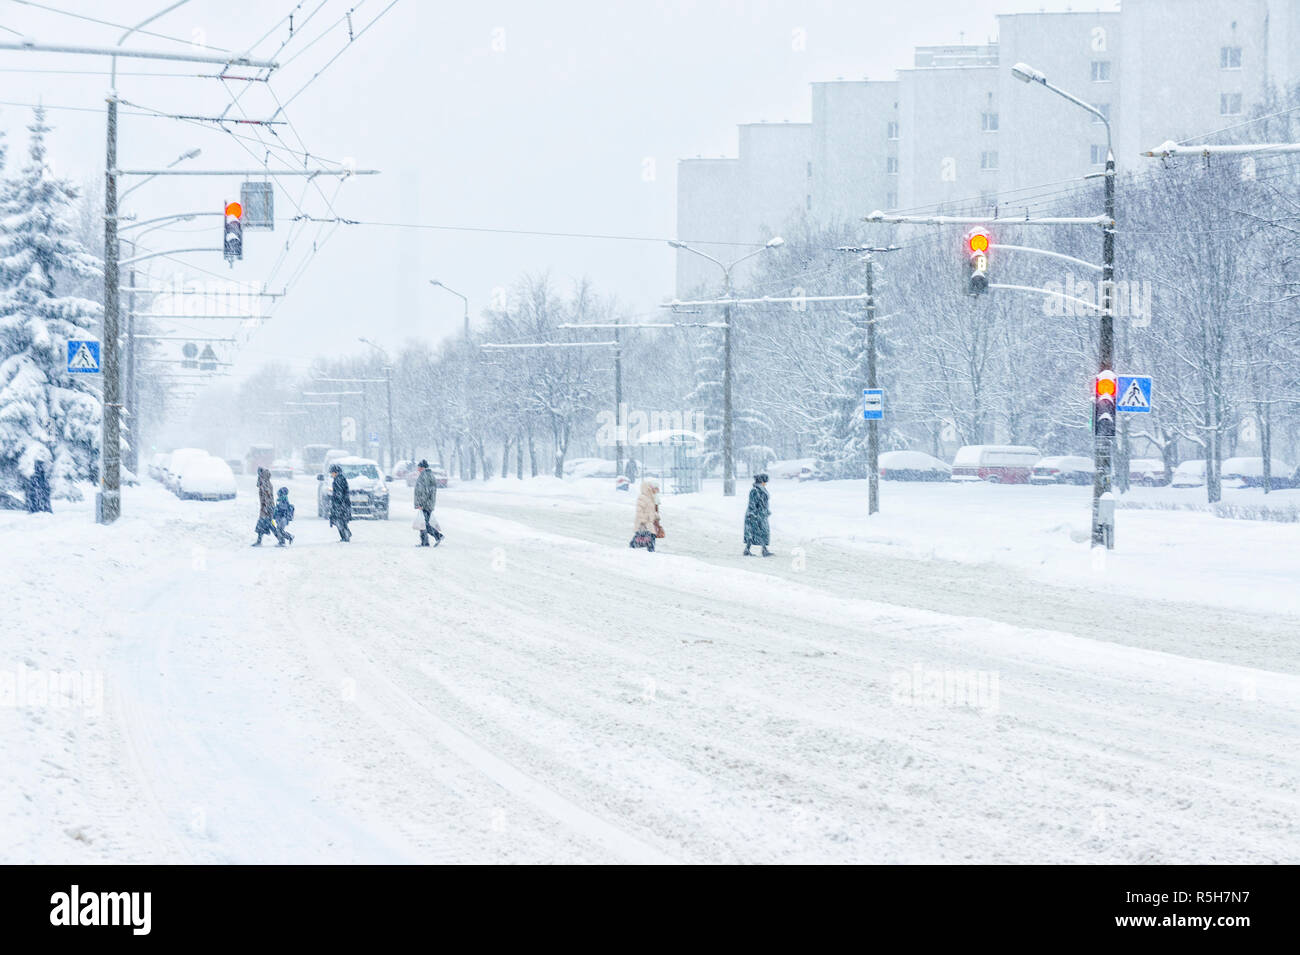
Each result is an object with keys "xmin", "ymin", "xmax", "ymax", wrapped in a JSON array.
[{"xmin": 5, "ymin": 476, "xmax": 1298, "ymax": 864}]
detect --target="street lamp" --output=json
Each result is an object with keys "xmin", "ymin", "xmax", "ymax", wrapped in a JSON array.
[
  {"xmin": 1014, "ymin": 60, "xmax": 1117, "ymax": 548},
  {"xmin": 668, "ymin": 236, "xmax": 784, "ymax": 496},
  {"xmin": 359, "ymin": 337, "xmax": 397, "ymax": 469},
  {"xmin": 430, "ymin": 279, "xmax": 470, "ymax": 338}
]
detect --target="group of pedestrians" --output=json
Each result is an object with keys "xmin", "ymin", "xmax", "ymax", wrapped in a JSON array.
[
  {"xmin": 251, "ymin": 459, "xmax": 444, "ymax": 548},
  {"xmin": 628, "ymin": 472, "xmax": 773, "ymax": 557}
]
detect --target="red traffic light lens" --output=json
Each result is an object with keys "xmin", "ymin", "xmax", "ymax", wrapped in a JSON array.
[
  {"xmin": 968, "ymin": 232, "xmax": 990, "ymax": 254},
  {"xmin": 225, "ymin": 202, "xmax": 243, "ymax": 219},
  {"xmin": 1095, "ymin": 377, "xmax": 1117, "ymax": 397}
]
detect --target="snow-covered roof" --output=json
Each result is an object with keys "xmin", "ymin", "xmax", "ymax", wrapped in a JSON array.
[{"xmin": 637, "ymin": 429, "xmax": 703, "ymax": 445}]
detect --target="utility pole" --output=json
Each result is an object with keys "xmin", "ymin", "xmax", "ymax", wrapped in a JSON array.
[
  {"xmin": 1093, "ymin": 149, "xmax": 1117, "ymax": 547},
  {"xmin": 384, "ymin": 366, "xmax": 395, "ymax": 471},
  {"xmin": 722, "ymin": 275, "xmax": 735, "ymax": 497},
  {"xmin": 836, "ymin": 245, "xmax": 899, "ymax": 516},
  {"xmin": 865, "ymin": 261, "xmax": 879, "ymax": 516},
  {"xmin": 125, "ymin": 264, "xmax": 138, "ymax": 474},
  {"xmin": 669, "ymin": 236, "xmax": 785, "ymax": 496},
  {"xmin": 613, "ymin": 318, "xmax": 624, "ymax": 478}
]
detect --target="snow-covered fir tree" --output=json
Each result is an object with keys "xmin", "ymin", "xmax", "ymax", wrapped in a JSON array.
[
  {"xmin": 684, "ymin": 331, "xmax": 723, "ymax": 471},
  {"xmin": 0, "ymin": 108, "xmax": 103, "ymax": 499}
]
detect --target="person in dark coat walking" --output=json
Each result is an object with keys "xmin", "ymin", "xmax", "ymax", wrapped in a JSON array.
[
  {"xmin": 329, "ymin": 464, "xmax": 352, "ymax": 541},
  {"xmin": 743, "ymin": 473, "xmax": 772, "ymax": 557},
  {"xmin": 253, "ymin": 467, "xmax": 286, "ymax": 546},
  {"xmin": 24, "ymin": 459, "xmax": 53, "ymax": 514},
  {"xmin": 412, "ymin": 459, "xmax": 443, "ymax": 547},
  {"xmin": 272, "ymin": 486, "xmax": 295, "ymax": 545}
]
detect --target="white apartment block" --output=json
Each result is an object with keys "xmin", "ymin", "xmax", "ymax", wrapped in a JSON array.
[{"xmin": 675, "ymin": 0, "xmax": 1300, "ymax": 296}]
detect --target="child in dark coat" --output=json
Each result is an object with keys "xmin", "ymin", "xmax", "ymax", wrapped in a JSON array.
[{"xmin": 272, "ymin": 486, "xmax": 295, "ymax": 544}]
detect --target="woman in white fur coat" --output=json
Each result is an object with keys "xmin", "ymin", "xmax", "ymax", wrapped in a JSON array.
[{"xmin": 629, "ymin": 479, "xmax": 661, "ymax": 551}]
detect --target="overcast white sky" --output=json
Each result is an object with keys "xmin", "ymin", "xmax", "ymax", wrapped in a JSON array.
[{"xmin": 0, "ymin": 0, "xmax": 1118, "ymax": 377}]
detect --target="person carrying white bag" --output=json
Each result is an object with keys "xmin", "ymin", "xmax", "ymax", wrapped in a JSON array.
[{"xmin": 412, "ymin": 459, "xmax": 444, "ymax": 548}]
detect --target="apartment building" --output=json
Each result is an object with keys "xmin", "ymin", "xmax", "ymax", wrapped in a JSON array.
[{"xmin": 674, "ymin": 0, "xmax": 1300, "ymax": 296}]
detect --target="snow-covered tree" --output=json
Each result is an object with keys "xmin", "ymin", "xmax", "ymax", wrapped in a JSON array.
[{"xmin": 0, "ymin": 108, "xmax": 103, "ymax": 499}]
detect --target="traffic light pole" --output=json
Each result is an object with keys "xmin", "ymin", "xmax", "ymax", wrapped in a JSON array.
[
  {"xmin": 865, "ymin": 261, "xmax": 879, "ymax": 516},
  {"xmin": 1093, "ymin": 152, "xmax": 1118, "ymax": 549}
]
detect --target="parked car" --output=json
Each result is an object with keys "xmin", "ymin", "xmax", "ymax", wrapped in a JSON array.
[
  {"xmin": 1128, "ymin": 458, "xmax": 1169, "ymax": 487},
  {"xmin": 226, "ymin": 457, "xmax": 245, "ymax": 476},
  {"xmin": 796, "ymin": 464, "xmax": 828, "ymax": 482},
  {"xmin": 878, "ymin": 450, "xmax": 951, "ymax": 482},
  {"xmin": 269, "ymin": 459, "xmax": 294, "ymax": 480},
  {"xmin": 769, "ymin": 458, "xmax": 818, "ymax": 480},
  {"xmin": 1171, "ymin": 459, "xmax": 1207, "ymax": 488},
  {"xmin": 165, "ymin": 448, "xmax": 212, "ymax": 494},
  {"xmin": 176, "ymin": 456, "xmax": 237, "ymax": 501},
  {"xmin": 1029, "ymin": 454, "xmax": 1093, "ymax": 485},
  {"xmin": 317, "ymin": 457, "xmax": 390, "ymax": 519},
  {"xmin": 563, "ymin": 457, "xmax": 619, "ymax": 480},
  {"xmin": 148, "ymin": 452, "xmax": 170, "ymax": 481},
  {"xmin": 1221, "ymin": 456, "xmax": 1294, "ymax": 489},
  {"xmin": 950, "ymin": 445, "xmax": 1041, "ymax": 484},
  {"xmin": 392, "ymin": 459, "xmax": 417, "ymax": 485}
]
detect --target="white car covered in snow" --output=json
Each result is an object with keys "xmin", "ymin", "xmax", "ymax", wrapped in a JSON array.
[
  {"xmin": 1171, "ymin": 459, "xmax": 1207, "ymax": 488},
  {"xmin": 165, "ymin": 448, "xmax": 212, "ymax": 494},
  {"xmin": 878, "ymin": 450, "xmax": 951, "ymax": 482},
  {"xmin": 175, "ymin": 455, "xmax": 237, "ymax": 501},
  {"xmin": 1029, "ymin": 455, "xmax": 1093, "ymax": 486},
  {"xmin": 1221, "ymin": 457, "xmax": 1295, "ymax": 489}
]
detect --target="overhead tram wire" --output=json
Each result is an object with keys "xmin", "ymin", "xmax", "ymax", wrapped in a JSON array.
[
  {"xmin": 7, "ymin": 0, "xmax": 235, "ymax": 51},
  {"xmin": 273, "ymin": 0, "xmax": 402, "ymax": 115}
]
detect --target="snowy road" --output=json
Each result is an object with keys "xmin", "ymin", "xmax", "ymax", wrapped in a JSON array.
[{"xmin": 3, "ymin": 477, "xmax": 1298, "ymax": 863}]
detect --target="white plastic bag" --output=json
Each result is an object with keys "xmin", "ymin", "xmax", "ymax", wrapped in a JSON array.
[{"xmin": 412, "ymin": 513, "xmax": 426, "ymax": 531}]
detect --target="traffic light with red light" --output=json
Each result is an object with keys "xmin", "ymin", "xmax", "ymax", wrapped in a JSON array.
[
  {"xmin": 1093, "ymin": 371, "xmax": 1117, "ymax": 437},
  {"xmin": 224, "ymin": 201, "xmax": 243, "ymax": 261},
  {"xmin": 966, "ymin": 229, "xmax": 990, "ymax": 295}
]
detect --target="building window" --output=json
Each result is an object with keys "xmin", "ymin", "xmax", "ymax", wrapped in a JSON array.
[
  {"xmin": 1090, "ymin": 144, "xmax": 1108, "ymax": 165},
  {"xmin": 980, "ymin": 151, "xmax": 998, "ymax": 171},
  {"xmin": 887, "ymin": 156, "xmax": 900, "ymax": 175},
  {"xmin": 886, "ymin": 190, "xmax": 898, "ymax": 209},
  {"xmin": 806, "ymin": 161, "xmax": 813, "ymax": 179},
  {"xmin": 1092, "ymin": 103, "xmax": 1111, "ymax": 124},
  {"xmin": 887, "ymin": 120, "xmax": 899, "ymax": 140},
  {"xmin": 1221, "ymin": 46, "xmax": 1243, "ymax": 69},
  {"xmin": 1220, "ymin": 92, "xmax": 1243, "ymax": 115},
  {"xmin": 1091, "ymin": 60, "xmax": 1111, "ymax": 82},
  {"xmin": 981, "ymin": 111, "xmax": 999, "ymax": 132}
]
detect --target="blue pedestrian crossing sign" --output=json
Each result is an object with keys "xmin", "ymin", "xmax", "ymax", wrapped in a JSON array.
[
  {"xmin": 67, "ymin": 339, "xmax": 101, "ymax": 374},
  {"xmin": 1116, "ymin": 375, "xmax": 1152, "ymax": 413},
  {"xmin": 863, "ymin": 388, "xmax": 884, "ymax": 421}
]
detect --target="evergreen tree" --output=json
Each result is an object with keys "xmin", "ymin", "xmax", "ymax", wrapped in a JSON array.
[
  {"xmin": 684, "ymin": 330, "xmax": 723, "ymax": 471},
  {"xmin": 0, "ymin": 108, "xmax": 103, "ymax": 499}
]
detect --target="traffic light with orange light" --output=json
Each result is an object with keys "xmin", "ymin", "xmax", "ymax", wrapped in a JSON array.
[
  {"xmin": 1094, "ymin": 371, "xmax": 1117, "ymax": 437},
  {"xmin": 224, "ymin": 201, "xmax": 243, "ymax": 261},
  {"xmin": 966, "ymin": 229, "xmax": 990, "ymax": 295}
]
